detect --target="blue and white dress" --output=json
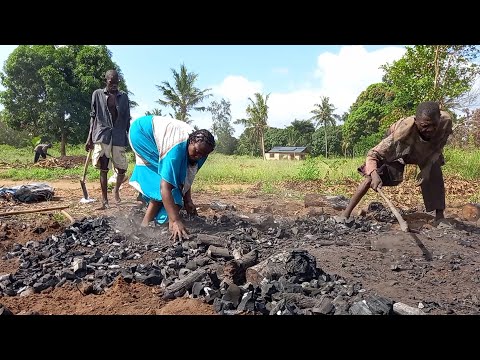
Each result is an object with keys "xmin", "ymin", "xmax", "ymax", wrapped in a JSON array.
[{"xmin": 128, "ymin": 115, "xmax": 207, "ymax": 223}]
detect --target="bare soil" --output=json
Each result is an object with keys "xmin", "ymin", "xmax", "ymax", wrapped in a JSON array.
[{"xmin": 1, "ymin": 175, "xmax": 480, "ymax": 315}]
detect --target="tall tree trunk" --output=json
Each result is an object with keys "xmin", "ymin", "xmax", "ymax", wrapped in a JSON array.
[
  {"xmin": 180, "ymin": 105, "xmax": 187, "ymax": 122},
  {"xmin": 61, "ymin": 131, "xmax": 66, "ymax": 156},
  {"xmin": 261, "ymin": 133, "xmax": 266, "ymax": 160},
  {"xmin": 324, "ymin": 123, "xmax": 328, "ymax": 158},
  {"xmin": 434, "ymin": 45, "xmax": 440, "ymax": 93}
]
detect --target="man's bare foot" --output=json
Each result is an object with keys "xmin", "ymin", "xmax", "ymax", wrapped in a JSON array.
[{"xmin": 97, "ymin": 201, "xmax": 109, "ymax": 210}]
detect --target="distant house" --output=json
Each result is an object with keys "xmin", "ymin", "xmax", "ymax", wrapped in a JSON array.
[{"xmin": 265, "ymin": 146, "xmax": 308, "ymax": 160}]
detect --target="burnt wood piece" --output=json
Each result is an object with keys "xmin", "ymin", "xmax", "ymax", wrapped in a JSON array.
[
  {"xmin": 196, "ymin": 234, "xmax": 226, "ymax": 247},
  {"xmin": 223, "ymin": 249, "xmax": 258, "ymax": 284},
  {"xmin": 245, "ymin": 251, "xmax": 290, "ymax": 285},
  {"xmin": 162, "ymin": 268, "xmax": 207, "ymax": 300},
  {"xmin": 207, "ymin": 245, "xmax": 232, "ymax": 259}
]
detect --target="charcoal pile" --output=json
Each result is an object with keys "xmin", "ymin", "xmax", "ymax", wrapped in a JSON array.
[
  {"xmin": 0, "ymin": 211, "xmax": 424, "ymax": 315},
  {"xmin": 365, "ymin": 201, "xmax": 406, "ymax": 223},
  {"xmin": 207, "ymin": 250, "xmax": 395, "ymax": 315},
  {"xmin": 0, "ymin": 217, "xmax": 168, "ymax": 297}
]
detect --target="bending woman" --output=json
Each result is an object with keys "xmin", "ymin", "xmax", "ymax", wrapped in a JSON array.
[{"xmin": 128, "ymin": 115, "xmax": 215, "ymax": 240}]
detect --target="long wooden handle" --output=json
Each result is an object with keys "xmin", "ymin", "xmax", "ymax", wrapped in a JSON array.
[
  {"xmin": 0, "ymin": 205, "xmax": 69, "ymax": 216},
  {"xmin": 61, "ymin": 209, "xmax": 75, "ymax": 224},
  {"xmin": 377, "ymin": 188, "xmax": 409, "ymax": 232},
  {"xmin": 81, "ymin": 150, "xmax": 92, "ymax": 182}
]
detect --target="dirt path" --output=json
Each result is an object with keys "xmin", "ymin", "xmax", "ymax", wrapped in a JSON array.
[
  {"xmin": 1, "ymin": 178, "xmax": 480, "ymax": 315},
  {"xmin": 0, "ymin": 179, "xmax": 313, "ymax": 222}
]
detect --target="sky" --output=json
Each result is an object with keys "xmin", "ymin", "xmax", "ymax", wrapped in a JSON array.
[{"xmin": 0, "ymin": 45, "xmax": 407, "ymax": 136}]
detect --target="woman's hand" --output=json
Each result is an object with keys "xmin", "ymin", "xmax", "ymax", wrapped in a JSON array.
[
  {"xmin": 169, "ymin": 219, "xmax": 190, "ymax": 241},
  {"xmin": 184, "ymin": 200, "xmax": 197, "ymax": 215}
]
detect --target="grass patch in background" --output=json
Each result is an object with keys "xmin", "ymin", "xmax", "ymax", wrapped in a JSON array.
[
  {"xmin": 0, "ymin": 143, "xmax": 135, "ymax": 181},
  {"xmin": 195, "ymin": 154, "xmax": 300, "ymax": 184},
  {"xmin": 296, "ymin": 156, "xmax": 362, "ymax": 182},
  {"xmin": 0, "ymin": 143, "xmax": 87, "ymax": 163},
  {"xmin": 195, "ymin": 153, "xmax": 363, "ymax": 186},
  {"xmin": 0, "ymin": 144, "xmax": 39, "ymax": 164},
  {"xmin": 0, "ymin": 163, "xmax": 135, "ymax": 181},
  {"xmin": 1, "ymin": 145, "xmax": 480, "ymax": 188},
  {"xmin": 0, "ymin": 167, "xmax": 81, "ymax": 181},
  {"xmin": 443, "ymin": 148, "xmax": 480, "ymax": 180},
  {"xmin": 261, "ymin": 182, "xmax": 277, "ymax": 194}
]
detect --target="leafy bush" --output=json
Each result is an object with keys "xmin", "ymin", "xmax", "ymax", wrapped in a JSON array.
[
  {"xmin": 352, "ymin": 133, "xmax": 383, "ymax": 157},
  {"xmin": 297, "ymin": 156, "xmax": 322, "ymax": 180},
  {"xmin": 0, "ymin": 120, "xmax": 32, "ymax": 148}
]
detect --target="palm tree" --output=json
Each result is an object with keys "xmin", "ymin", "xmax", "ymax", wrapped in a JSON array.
[
  {"xmin": 310, "ymin": 96, "xmax": 337, "ymax": 158},
  {"xmin": 234, "ymin": 93, "xmax": 270, "ymax": 159},
  {"xmin": 145, "ymin": 108, "xmax": 163, "ymax": 116},
  {"xmin": 155, "ymin": 64, "xmax": 212, "ymax": 123},
  {"xmin": 286, "ymin": 127, "xmax": 301, "ymax": 146}
]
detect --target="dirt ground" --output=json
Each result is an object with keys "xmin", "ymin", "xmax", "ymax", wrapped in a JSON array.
[{"xmin": 1, "ymin": 174, "xmax": 480, "ymax": 315}]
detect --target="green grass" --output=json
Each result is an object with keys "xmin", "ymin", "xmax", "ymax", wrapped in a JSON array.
[
  {"xmin": 51, "ymin": 212, "xmax": 67, "ymax": 223},
  {"xmin": 443, "ymin": 148, "xmax": 480, "ymax": 180},
  {"xmin": 0, "ymin": 143, "xmax": 135, "ymax": 181},
  {"xmin": 194, "ymin": 154, "xmax": 300, "ymax": 184},
  {"xmin": 1, "ymin": 144, "xmax": 480, "ymax": 186},
  {"xmin": 0, "ymin": 162, "xmax": 135, "ymax": 181},
  {"xmin": 0, "ymin": 143, "xmax": 87, "ymax": 163},
  {"xmin": 194, "ymin": 153, "xmax": 363, "ymax": 187}
]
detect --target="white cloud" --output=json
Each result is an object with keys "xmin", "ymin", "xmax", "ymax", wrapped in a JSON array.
[
  {"xmin": 201, "ymin": 46, "xmax": 407, "ymax": 136},
  {"xmin": 268, "ymin": 90, "xmax": 321, "ymax": 127},
  {"xmin": 466, "ymin": 75, "xmax": 480, "ymax": 109},
  {"xmin": 0, "ymin": 46, "xmax": 19, "ymax": 112},
  {"xmin": 196, "ymin": 75, "xmax": 264, "ymax": 135},
  {"xmin": 211, "ymin": 75, "xmax": 263, "ymax": 102},
  {"xmin": 0, "ymin": 45, "xmax": 18, "ymax": 86},
  {"xmin": 314, "ymin": 45, "xmax": 406, "ymax": 114}
]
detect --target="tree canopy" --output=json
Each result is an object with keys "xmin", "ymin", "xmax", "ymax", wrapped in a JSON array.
[
  {"xmin": 0, "ymin": 45, "xmax": 134, "ymax": 155},
  {"xmin": 382, "ymin": 45, "xmax": 480, "ymax": 112}
]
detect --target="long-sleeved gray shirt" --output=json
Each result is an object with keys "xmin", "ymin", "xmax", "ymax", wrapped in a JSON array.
[{"xmin": 90, "ymin": 87, "xmax": 131, "ymax": 146}]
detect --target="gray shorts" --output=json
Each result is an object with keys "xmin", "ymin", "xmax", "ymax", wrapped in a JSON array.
[{"xmin": 92, "ymin": 142, "xmax": 128, "ymax": 170}]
